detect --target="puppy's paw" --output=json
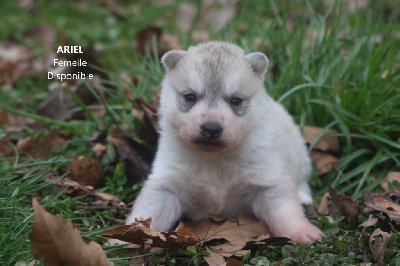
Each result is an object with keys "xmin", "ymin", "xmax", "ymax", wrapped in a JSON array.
[
  {"xmin": 288, "ymin": 222, "xmax": 324, "ymax": 244},
  {"xmin": 271, "ymin": 219, "xmax": 324, "ymax": 245}
]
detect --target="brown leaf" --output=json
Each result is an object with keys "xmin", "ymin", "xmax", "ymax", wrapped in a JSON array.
[
  {"xmin": 310, "ymin": 150, "xmax": 339, "ymax": 176},
  {"xmin": 363, "ymin": 190, "xmax": 400, "ymax": 224},
  {"xmin": 317, "ymin": 192, "xmax": 342, "ymax": 219},
  {"xmin": 23, "ymin": 24, "xmax": 56, "ymax": 48},
  {"xmin": 92, "ymin": 143, "xmax": 107, "ymax": 158},
  {"xmin": 380, "ymin": 172, "xmax": 400, "ymax": 191},
  {"xmin": 329, "ymin": 187, "xmax": 360, "ymax": 225},
  {"xmin": 187, "ymin": 214, "xmax": 270, "ymax": 246},
  {"xmin": 0, "ymin": 109, "xmax": 8, "ymax": 125},
  {"xmin": 96, "ymin": 0, "xmax": 127, "ymax": 18},
  {"xmin": 17, "ymin": 129, "xmax": 70, "ymax": 159},
  {"xmin": 226, "ymin": 259, "xmax": 243, "ymax": 266},
  {"xmin": 177, "ymin": 3, "xmax": 197, "ymax": 31},
  {"xmin": 66, "ymin": 157, "xmax": 103, "ymax": 188},
  {"xmin": 102, "ymin": 218, "xmax": 199, "ymax": 249},
  {"xmin": 369, "ymin": 228, "xmax": 391, "ymax": 264},
  {"xmin": 0, "ymin": 135, "xmax": 14, "ymax": 157},
  {"xmin": 132, "ymin": 97, "xmax": 159, "ymax": 148},
  {"xmin": 29, "ymin": 198, "xmax": 113, "ymax": 266},
  {"xmin": 50, "ymin": 177, "xmax": 123, "ymax": 208},
  {"xmin": 136, "ymin": 26, "xmax": 182, "ymax": 56},
  {"xmin": 300, "ymin": 125, "xmax": 340, "ymax": 152},
  {"xmin": 204, "ymin": 247, "xmax": 226, "ymax": 266},
  {"xmin": 0, "ymin": 41, "xmax": 34, "ymax": 84}
]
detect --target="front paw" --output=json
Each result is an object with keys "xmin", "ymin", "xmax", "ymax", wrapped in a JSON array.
[{"xmin": 271, "ymin": 219, "xmax": 324, "ymax": 245}]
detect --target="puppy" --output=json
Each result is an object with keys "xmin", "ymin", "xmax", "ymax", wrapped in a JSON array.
[{"xmin": 126, "ymin": 41, "xmax": 324, "ymax": 244}]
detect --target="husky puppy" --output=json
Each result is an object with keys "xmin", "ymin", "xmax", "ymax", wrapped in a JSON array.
[{"xmin": 126, "ymin": 41, "xmax": 324, "ymax": 244}]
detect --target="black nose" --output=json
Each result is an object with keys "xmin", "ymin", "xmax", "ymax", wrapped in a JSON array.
[{"xmin": 201, "ymin": 123, "xmax": 222, "ymax": 139}]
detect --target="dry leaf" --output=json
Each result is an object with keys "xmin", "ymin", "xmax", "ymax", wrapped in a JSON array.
[
  {"xmin": 0, "ymin": 109, "xmax": 8, "ymax": 125},
  {"xmin": 92, "ymin": 143, "xmax": 107, "ymax": 158},
  {"xmin": 300, "ymin": 125, "xmax": 340, "ymax": 152},
  {"xmin": 310, "ymin": 150, "xmax": 339, "ymax": 176},
  {"xmin": 103, "ymin": 218, "xmax": 199, "ymax": 249},
  {"xmin": 0, "ymin": 135, "xmax": 14, "ymax": 157},
  {"xmin": 66, "ymin": 157, "xmax": 103, "ymax": 188},
  {"xmin": 363, "ymin": 190, "xmax": 400, "ymax": 224},
  {"xmin": 177, "ymin": 3, "xmax": 197, "ymax": 31},
  {"xmin": 380, "ymin": 172, "xmax": 400, "ymax": 191},
  {"xmin": 132, "ymin": 97, "xmax": 159, "ymax": 147},
  {"xmin": 187, "ymin": 214, "xmax": 270, "ymax": 245},
  {"xmin": 369, "ymin": 228, "xmax": 391, "ymax": 264},
  {"xmin": 135, "ymin": 27, "xmax": 182, "ymax": 57},
  {"xmin": 359, "ymin": 214, "xmax": 379, "ymax": 240},
  {"xmin": 329, "ymin": 187, "xmax": 360, "ymax": 225},
  {"xmin": 226, "ymin": 259, "xmax": 243, "ymax": 266},
  {"xmin": 204, "ymin": 247, "xmax": 226, "ymax": 266},
  {"xmin": 17, "ymin": 129, "xmax": 70, "ymax": 159},
  {"xmin": 29, "ymin": 198, "xmax": 113, "ymax": 266},
  {"xmin": 317, "ymin": 192, "xmax": 342, "ymax": 219},
  {"xmin": 0, "ymin": 41, "xmax": 34, "ymax": 84},
  {"xmin": 23, "ymin": 24, "xmax": 56, "ymax": 48},
  {"xmin": 359, "ymin": 215, "xmax": 379, "ymax": 228},
  {"xmin": 50, "ymin": 177, "xmax": 123, "ymax": 208}
]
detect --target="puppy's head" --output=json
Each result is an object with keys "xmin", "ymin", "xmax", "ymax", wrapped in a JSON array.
[{"xmin": 160, "ymin": 41, "xmax": 269, "ymax": 153}]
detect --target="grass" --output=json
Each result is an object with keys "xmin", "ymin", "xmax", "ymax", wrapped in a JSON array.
[{"xmin": 1, "ymin": 0, "xmax": 400, "ymax": 265}]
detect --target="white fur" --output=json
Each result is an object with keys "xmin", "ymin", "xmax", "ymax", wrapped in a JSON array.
[{"xmin": 126, "ymin": 41, "xmax": 324, "ymax": 244}]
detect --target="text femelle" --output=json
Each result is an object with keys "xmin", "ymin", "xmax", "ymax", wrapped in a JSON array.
[{"xmin": 57, "ymin": 46, "xmax": 83, "ymax": 54}]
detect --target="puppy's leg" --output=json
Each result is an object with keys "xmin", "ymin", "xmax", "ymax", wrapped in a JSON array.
[
  {"xmin": 126, "ymin": 180, "xmax": 182, "ymax": 232},
  {"xmin": 252, "ymin": 182, "xmax": 324, "ymax": 244},
  {"xmin": 297, "ymin": 181, "xmax": 313, "ymax": 205}
]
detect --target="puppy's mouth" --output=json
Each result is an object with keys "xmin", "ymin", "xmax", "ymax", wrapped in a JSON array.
[{"xmin": 193, "ymin": 138, "xmax": 225, "ymax": 151}]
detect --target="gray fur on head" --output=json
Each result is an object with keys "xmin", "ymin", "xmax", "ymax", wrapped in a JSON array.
[
  {"xmin": 161, "ymin": 50, "xmax": 187, "ymax": 70},
  {"xmin": 245, "ymin": 52, "xmax": 269, "ymax": 79}
]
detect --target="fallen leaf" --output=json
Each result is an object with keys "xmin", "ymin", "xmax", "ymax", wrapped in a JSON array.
[
  {"xmin": 187, "ymin": 214, "xmax": 270, "ymax": 245},
  {"xmin": 380, "ymin": 172, "xmax": 400, "ymax": 191},
  {"xmin": 363, "ymin": 190, "xmax": 400, "ymax": 224},
  {"xmin": 317, "ymin": 192, "xmax": 342, "ymax": 219},
  {"xmin": 96, "ymin": 0, "xmax": 127, "ymax": 18},
  {"xmin": 0, "ymin": 109, "xmax": 8, "ymax": 125},
  {"xmin": 329, "ymin": 187, "xmax": 360, "ymax": 225},
  {"xmin": 310, "ymin": 150, "xmax": 339, "ymax": 176},
  {"xmin": 132, "ymin": 97, "xmax": 159, "ymax": 147},
  {"xmin": 0, "ymin": 41, "xmax": 34, "ymax": 84},
  {"xmin": 300, "ymin": 125, "xmax": 340, "ymax": 152},
  {"xmin": 66, "ymin": 157, "xmax": 103, "ymax": 188},
  {"xmin": 23, "ymin": 23, "xmax": 56, "ymax": 48},
  {"xmin": 177, "ymin": 3, "xmax": 197, "ymax": 31},
  {"xmin": 29, "ymin": 198, "xmax": 113, "ymax": 266},
  {"xmin": 359, "ymin": 214, "xmax": 379, "ymax": 240},
  {"xmin": 135, "ymin": 26, "xmax": 182, "ymax": 57},
  {"xmin": 369, "ymin": 228, "xmax": 391, "ymax": 264},
  {"xmin": 204, "ymin": 247, "xmax": 226, "ymax": 266},
  {"xmin": 359, "ymin": 215, "xmax": 379, "ymax": 228},
  {"xmin": 226, "ymin": 258, "xmax": 243, "ymax": 266},
  {"xmin": 102, "ymin": 218, "xmax": 199, "ymax": 249},
  {"xmin": 92, "ymin": 143, "xmax": 107, "ymax": 158},
  {"xmin": 50, "ymin": 177, "xmax": 123, "ymax": 208},
  {"xmin": 0, "ymin": 135, "xmax": 14, "ymax": 157},
  {"xmin": 17, "ymin": 129, "xmax": 70, "ymax": 159}
]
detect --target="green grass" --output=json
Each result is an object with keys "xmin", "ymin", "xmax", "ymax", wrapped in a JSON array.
[{"xmin": 1, "ymin": 0, "xmax": 400, "ymax": 265}]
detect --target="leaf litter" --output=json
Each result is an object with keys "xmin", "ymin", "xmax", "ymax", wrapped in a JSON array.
[{"xmin": 29, "ymin": 198, "xmax": 113, "ymax": 266}]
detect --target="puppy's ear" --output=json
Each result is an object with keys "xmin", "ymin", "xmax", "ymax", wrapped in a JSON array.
[
  {"xmin": 245, "ymin": 52, "xmax": 269, "ymax": 79},
  {"xmin": 161, "ymin": 50, "xmax": 187, "ymax": 71}
]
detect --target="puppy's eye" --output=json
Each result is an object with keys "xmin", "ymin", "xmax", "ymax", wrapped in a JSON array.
[
  {"xmin": 230, "ymin": 97, "xmax": 242, "ymax": 106},
  {"xmin": 184, "ymin": 94, "xmax": 196, "ymax": 102}
]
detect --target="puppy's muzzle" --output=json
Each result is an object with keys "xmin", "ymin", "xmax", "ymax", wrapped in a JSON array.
[{"xmin": 201, "ymin": 123, "xmax": 222, "ymax": 139}]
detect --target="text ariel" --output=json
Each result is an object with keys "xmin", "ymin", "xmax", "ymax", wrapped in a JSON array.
[{"xmin": 48, "ymin": 46, "xmax": 94, "ymax": 82}]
